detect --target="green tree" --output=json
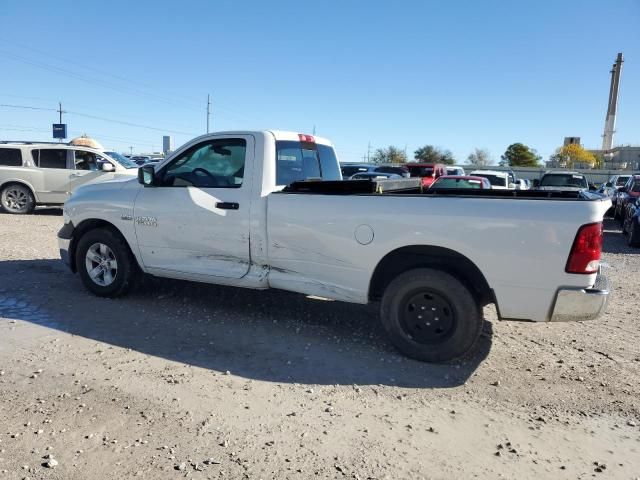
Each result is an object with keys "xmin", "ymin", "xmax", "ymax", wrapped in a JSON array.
[
  {"xmin": 413, "ymin": 145, "xmax": 455, "ymax": 165},
  {"xmin": 467, "ymin": 148, "xmax": 492, "ymax": 167},
  {"xmin": 501, "ymin": 143, "xmax": 541, "ymax": 167},
  {"xmin": 371, "ymin": 146, "xmax": 407, "ymax": 164}
]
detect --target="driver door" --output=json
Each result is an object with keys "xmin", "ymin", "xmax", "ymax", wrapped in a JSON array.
[{"xmin": 133, "ymin": 135, "xmax": 254, "ymax": 279}]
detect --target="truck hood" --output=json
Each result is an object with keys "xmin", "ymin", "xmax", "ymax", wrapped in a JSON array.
[{"xmin": 71, "ymin": 175, "xmax": 139, "ymax": 197}]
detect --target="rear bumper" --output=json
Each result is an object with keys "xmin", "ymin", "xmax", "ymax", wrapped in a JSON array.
[{"xmin": 550, "ymin": 272, "xmax": 610, "ymax": 322}]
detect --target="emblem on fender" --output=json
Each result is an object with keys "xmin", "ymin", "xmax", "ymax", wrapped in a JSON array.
[{"xmin": 135, "ymin": 216, "xmax": 158, "ymax": 227}]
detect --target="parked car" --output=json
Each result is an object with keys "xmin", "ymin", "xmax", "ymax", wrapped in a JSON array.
[
  {"xmin": 373, "ymin": 165, "xmax": 410, "ymax": 178},
  {"xmin": 515, "ymin": 179, "xmax": 530, "ymax": 190},
  {"xmin": 430, "ymin": 175, "xmax": 491, "ymax": 189},
  {"xmin": 0, "ymin": 142, "xmax": 137, "ymax": 214},
  {"xmin": 130, "ymin": 156, "xmax": 152, "ymax": 166},
  {"xmin": 614, "ymin": 175, "xmax": 640, "ymax": 223},
  {"xmin": 404, "ymin": 163, "xmax": 447, "ymax": 188},
  {"xmin": 468, "ymin": 170, "xmax": 514, "ymax": 190},
  {"xmin": 446, "ymin": 166, "xmax": 465, "ymax": 176},
  {"xmin": 58, "ymin": 130, "xmax": 611, "ymax": 363},
  {"xmin": 350, "ymin": 172, "xmax": 403, "ymax": 180},
  {"xmin": 340, "ymin": 163, "xmax": 409, "ymax": 179},
  {"xmin": 622, "ymin": 198, "xmax": 640, "ymax": 247},
  {"xmin": 537, "ymin": 171, "xmax": 589, "ymax": 192},
  {"xmin": 607, "ymin": 174, "xmax": 632, "ymax": 190}
]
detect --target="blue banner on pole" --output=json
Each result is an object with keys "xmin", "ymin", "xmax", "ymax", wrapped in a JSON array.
[{"xmin": 52, "ymin": 124, "xmax": 67, "ymax": 139}]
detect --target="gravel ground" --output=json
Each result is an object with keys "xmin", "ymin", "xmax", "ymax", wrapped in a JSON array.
[{"xmin": 0, "ymin": 210, "xmax": 639, "ymax": 480}]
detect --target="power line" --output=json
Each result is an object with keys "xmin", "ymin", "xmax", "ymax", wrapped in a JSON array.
[{"xmin": 0, "ymin": 103, "xmax": 198, "ymax": 136}]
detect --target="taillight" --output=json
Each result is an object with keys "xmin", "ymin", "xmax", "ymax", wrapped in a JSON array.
[
  {"xmin": 565, "ymin": 222, "xmax": 603, "ymax": 274},
  {"xmin": 298, "ymin": 134, "xmax": 315, "ymax": 143}
]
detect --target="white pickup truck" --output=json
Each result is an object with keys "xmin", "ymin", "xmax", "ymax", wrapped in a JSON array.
[{"xmin": 58, "ymin": 130, "xmax": 610, "ymax": 362}]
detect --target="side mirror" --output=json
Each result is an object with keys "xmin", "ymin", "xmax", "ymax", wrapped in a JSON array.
[
  {"xmin": 138, "ymin": 165, "xmax": 158, "ymax": 187},
  {"xmin": 532, "ymin": 179, "xmax": 540, "ymax": 188},
  {"xmin": 589, "ymin": 183, "xmax": 597, "ymax": 191},
  {"xmin": 101, "ymin": 162, "xmax": 115, "ymax": 172}
]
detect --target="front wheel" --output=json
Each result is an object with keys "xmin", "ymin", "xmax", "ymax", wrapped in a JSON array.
[
  {"xmin": 0, "ymin": 183, "xmax": 35, "ymax": 214},
  {"xmin": 75, "ymin": 228, "xmax": 138, "ymax": 297},
  {"xmin": 380, "ymin": 268, "xmax": 483, "ymax": 362}
]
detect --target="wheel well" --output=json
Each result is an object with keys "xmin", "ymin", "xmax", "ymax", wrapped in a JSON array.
[
  {"xmin": 368, "ymin": 245, "xmax": 494, "ymax": 306},
  {"xmin": 0, "ymin": 181, "xmax": 36, "ymax": 200},
  {"xmin": 69, "ymin": 219, "xmax": 135, "ymax": 272}
]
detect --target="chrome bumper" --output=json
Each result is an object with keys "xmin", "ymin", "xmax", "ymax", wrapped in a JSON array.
[{"xmin": 550, "ymin": 273, "xmax": 610, "ymax": 322}]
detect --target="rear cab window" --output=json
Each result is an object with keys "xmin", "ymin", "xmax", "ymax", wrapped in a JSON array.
[
  {"xmin": 0, "ymin": 148, "xmax": 22, "ymax": 166},
  {"xmin": 276, "ymin": 140, "xmax": 341, "ymax": 186},
  {"xmin": 540, "ymin": 174, "xmax": 588, "ymax": 188}
]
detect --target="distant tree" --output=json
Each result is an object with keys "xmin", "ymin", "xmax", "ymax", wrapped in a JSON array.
[
  {"xmin": 501, "ymin": 143, "xmax": 541, "ymax": 167},
  {"xmin": 549, "ymin": 144, "xmax": 597, "ymax": 169},
  {"xmin": 467, "ymin": 148, "xmax": 492, "ymax": 167},
  {"xmin": 371, "ymin": 146, "xmax": 407, "ymax": 164},
  {"xmin": 413, "ymin": 145, "xmax": 455, "ymax": 165}
]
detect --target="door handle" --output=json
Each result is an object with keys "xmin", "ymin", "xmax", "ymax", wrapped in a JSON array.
[{"xmin": 215, "ymin": 202, "xmax": 239, "ymax": 210}]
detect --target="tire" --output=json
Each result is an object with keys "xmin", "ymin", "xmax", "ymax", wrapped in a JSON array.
[
  {"xmin": 621, "ymin": 214, "xmax": 628, "ymax": 234},
  {"xmin": 628, "ymin": 219, "xmax": 640, "ymax": 248},
  {"xmin": 0, "ymin": 183, "xmax": 35, "ymax": 214},
  {"xmin": 75, "ymin": 228, "xmax": 138, "ymax": 297},
  {"xmin": 380, "ymin": 268, "xmax": 483, "ymax": 363}
]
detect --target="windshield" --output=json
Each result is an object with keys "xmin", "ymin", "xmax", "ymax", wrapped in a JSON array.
[
  {"xmin": 474, "ymin": 174, "xmax": 506, "ymax": 187},
  {"xmin": 432, "ymin": 177, "xmax": 483, "ymax": 189},
  {"xmin": 104, "ymin": 151, "xmax": 138, "ymax": 169},
  {"xmin": 616, "ymin": 176, "xmax": 631, "ymax": 186},
  {"xmin": 341, "ymin": 165, "xmax": 371, "ymax": 177},
  {"xmin": 540, "ymin": 174, "xmax": 588, "ymax": 188}
]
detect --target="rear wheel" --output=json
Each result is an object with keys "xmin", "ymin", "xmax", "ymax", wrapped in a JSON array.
[
  {"xmin": 75, "ymin": 228, "xmax": 137, "ymax": 297},
  {"xmin": 0, "ymin": 183, "xmax": 35, "ymax": 214},
  {"xmin": 380, "ymin": 268, "xmax": 483, "ymax": 362}
]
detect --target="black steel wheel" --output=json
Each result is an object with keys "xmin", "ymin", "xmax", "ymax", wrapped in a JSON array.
[{"xmin": 381, "ymin": 268, "xmax": 483, "ymax": 362}]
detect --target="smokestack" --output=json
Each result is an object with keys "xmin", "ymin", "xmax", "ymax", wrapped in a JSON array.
[{"xmin": 602, "ymin": 52, "xmax": 624, "ymax": 151}]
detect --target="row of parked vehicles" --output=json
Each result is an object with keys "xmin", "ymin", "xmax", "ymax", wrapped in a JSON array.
[
  {"xmin": 599, "ymin": 173, "xmax": 640, "ymax": 247},
  {"xmin": 339, "ymin": 162, "xmax": 596, "ymax": 192}
]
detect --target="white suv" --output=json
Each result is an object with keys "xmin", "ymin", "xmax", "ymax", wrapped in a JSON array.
[{"xmin": 0, "ymin": 142, "xmax": 138, "ymax": 214}]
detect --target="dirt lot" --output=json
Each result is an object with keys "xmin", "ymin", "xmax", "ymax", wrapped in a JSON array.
[{"xmin": 0, "ymin": 211, "xmax": 639, "ymax": 480}]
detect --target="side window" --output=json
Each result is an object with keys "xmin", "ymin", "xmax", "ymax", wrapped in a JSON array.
[
  {"xmin": 632, "ymin": 180, "xmax": 640, "ymax": 193},
  {"xmin": 33, "ymin": 149, "xmax": 68, "ymax": 169},
  {"xmin": 0, "ymin": 148, "xmax": 22, "ymax": 166},
  {"xmin": 163, "ymin": 138, "xmax": 246, "ymax": 188},
  {"xmin": 276, "ymin": 141, "xmax": 320, "ymax": 186},
  {"xmin": 74, "ymin": 151, "xmax": 99, "ymax": 171}
]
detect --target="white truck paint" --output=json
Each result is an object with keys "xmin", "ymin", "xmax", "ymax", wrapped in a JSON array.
[{"xmin": 58, "ymin": 130, "xmax": 611, "ymax": 362}]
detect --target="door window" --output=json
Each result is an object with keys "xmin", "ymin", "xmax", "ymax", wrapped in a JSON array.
[
  {"xmin": 162, "ymin": 139, "xmax": 246, "ymax": 188},
  {"xmin": 32, "ymin": 149, "xmax": 68, "ymax": 169},
  {"xmin": 74, "ymin": 150, "xmax": 100, "ymax": 171}
]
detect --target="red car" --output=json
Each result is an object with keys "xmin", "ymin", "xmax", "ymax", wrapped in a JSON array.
[
  {"xmin": 404, "ymin": 163, "xmax": 447, "ymax": 188},
  {"xmin": 430, "ymin": 175, "xmax": 492, "ymax": 189}
]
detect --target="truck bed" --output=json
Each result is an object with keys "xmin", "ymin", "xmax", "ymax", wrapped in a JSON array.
[{"xmin": 281, "ymin": 179, "xmax": 604, "ymax": 200}]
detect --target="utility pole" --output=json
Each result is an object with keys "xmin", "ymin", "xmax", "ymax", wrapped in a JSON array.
[
  {"xmin": 367, "ymin": 142, "xmax": 371, "ymax": 163},
  {"xmin": 312, "ymin": 125, "xmax": 316, "ymax": 135},
  {"xmin": 129, "ymin": 146, "xmax": 133, "ymax": 156},
  {"xmin": 57, "ymin": 102, "xmax": 65, "ymax": 143},
  {"xmin": 206, "ymin": 94, "xmax": 211, "ymax": 133}
]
